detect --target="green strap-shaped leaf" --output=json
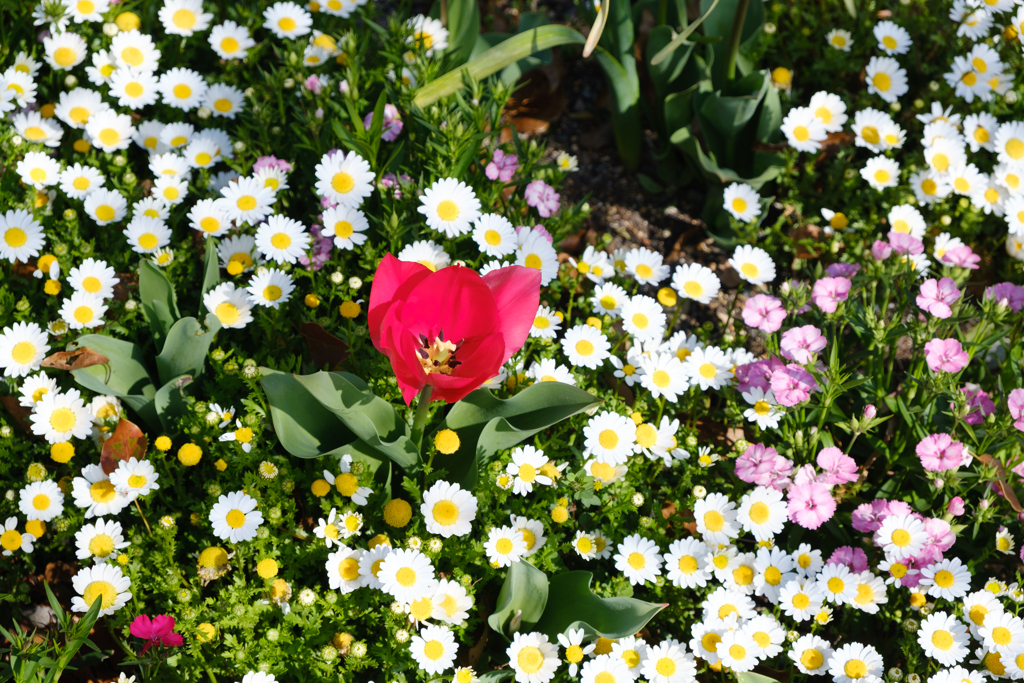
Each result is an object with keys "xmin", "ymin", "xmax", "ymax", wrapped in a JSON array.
[
  {"xmin": 737, "ymin": 673, "xmax": 782, "ymax": 683},
  {"xmin": 201, "ymin": 237, "xmax": 220, "ymax": 300},
  {"xmin": 413, "ymin": 26, "xmax": 586, "ymax": 108},
  {"xmin": 433, "ymin": 382, "xmax": 601, "ymax": 488},
  {"xmin": 533, "ymin": 571, "xmax": 666, "ymax": 641},
  {"xmin": 487, "ymin": 560, "xmax": 549, "ymax": 640},
  {"xmin": 139, "ymin": 260, "xmax": 180, "ymax": 340},
  {"xmin": 154, "ymin": 374, "xmax": 193, "ymax": 433},
  {"xmin": 444, "ymin": 0, "xmax": 480, "ymax": 64},
  {"xmin": 69, "ymin": 335, "xmax": 158, "ymax": 430},
  {"xmin": 260, "ymin": 369, "xmax": 420, "ymax": 469},
  {"xmin": 592, "ymin": 48, "xmax": 641, "ymax": 172},
  {"xmin": 154, "ymin": 314, "xmax": 220, "ymax": 386}
]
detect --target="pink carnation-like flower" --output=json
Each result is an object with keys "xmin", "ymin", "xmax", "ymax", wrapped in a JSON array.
[
  {"xmin": 515, "ymin": 224, "xmax": 553, "ymax": 245},
  {"xmin": 916, "ymin": 517, "xmax": 955, "ymax": 564},
  {"xmin": 787, "ymin": 481, "xmax": 836, "ymax": 530},
  {"xmin": 827, "ymin": 546, "xmax": 868, "ymax": 573},
  {"xmin": 486, "ymin": 149, "xmax": 519, "ymax": 183},
  {"xmin": 817, "ymin": 447, "xmax": 858, "ymax": 485},
  {"xmin": 916, "ymin": 433, "xmax": 966, "ymax": 472},
  {"xmin": 253, "ymin": 155, "xmax": 293, "ymax": 174},
  {"xmin": 888, "ymin": 232, "xmax": 924, "ymax": 255},
  {"xmin": 825, "ymin": 263, "xmax": 860, "ymax": 278},
  {"xmin": 852, "ymin": 500, "xmax": 888, "ymax": 533},
  {"xmin": 961, "ymin": 385, "xmax": 995, "ymax": 425},
  {"xmin": 1009, "ymin": 388, "xmax": 1024, "ymax": 432},
  {"xmin": 924, "ymin": 338, "xmax": 969, "ymax": 373},
  {"xmin": 770, "ymin": 365, "xmax": 819, "ymax": 407},
  {"xmin": 735, "ymin": 443, "xmax": 794, "ymax": 490},
  {"xmin": 305, "ymin": 74, "xmax": 323, "ymax": 94},
  {"xmin": 130, "ymin": 614, "xmax": 183, "ymax": 655},
  {"xmin": 780, "ymin": 325, "xmax": 827, "ymax": 365},
  {"xmin": 811, "ymin": 277, "xmax": 851, "ymax": 313},
  {"xmin": 985, "ymin": 282, "xmax": 1024, "ymax": 311},
  {"xmin": 363, "ymin": 104, "xmax": 404, "ymax": 141},
  {"xmin": 871, "ymin": 240, "xmax": 893, "ymax": 260},
  {"xmin": 524, "ymin": 180, "xmax": 560, "ymax": 218},
  {"xmin": 947, "ymin": 497, "xmax": 965, "ymax": 516},
  {"xmin": 742, "ymin": 295, "xmax": 786, "ymax": 333},
  {"xmin": 916, "ymin": 278, "xmax": 961, "ymax": 319},
  {"xmin": 940, "ymin": 245, "xmax": 980, "ymax": 269}
]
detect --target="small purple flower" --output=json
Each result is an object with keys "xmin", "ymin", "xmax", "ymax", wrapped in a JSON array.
[
  {"xmin": 871, "ymin": 240, "xmax": 893, "ymax": 260},
  {"xmin": 941, "ymin": 245, "xmax": 980, "ymax": 270},
  {"xmin": 825, "ymin": 262, "xmax": 860, "ymax": 278},
  {"xmin": 524, "ymin": 180, "xmax": 560, "ymax": 218},
  {"xmin": 924, "ymin": 338, "xmax": 969, "ymax": 373},
  {"xmin": 485, "ymin": 149, "xmax": 519, "ymax": 183},
  {"xmin": 985, "ymin": 282, "xmax": 1024, "ymax": 311},
  {"xmin": 947, "ymin": 497, "xmax": 965, "ymax": 516},
  {"xmin": 305, "ymin": 75, "xmax": 323, "ymax": 94},
  {"xmin": 811, "ymin": 276, "xmax": 851, "ymax": 313},
  {"xmin": 961, "ymin": 384, "xmax": 995, "ymax": 425},
  {"xmin": 827, "ymin": 546, "xmax": 868, "ymax": 573},
  {"xmin": 363, "ymin": 104, "xmax": 403, "ymax": 142},
  {"xmin": 741, "ymin": 294, "xmax": 786, "ymax": 333},
  {"xmin": 817, "ymin": 447, "xmax": 858, "ymax": 485},
  {"xmin": 770, "ymin": 365, "xmax": 819, "ymax": 407},
  {"xmin": 780, "ymin": 325, "xmax": 827, "ymax": 365},
  {"xmin": 298, "ymin": 223, "xmax": 332, "ymax": 271},
  {"xmin": 916, "ymin": 278, "xmax": 961, "ymax": 319},
  {"xmin": 852, "ymin": 499, "xmax": 889, "ymax": 533}
]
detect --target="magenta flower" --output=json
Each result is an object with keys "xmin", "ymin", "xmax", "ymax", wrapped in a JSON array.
[
  {"xmin": 130, "ymin": 615, "xmax": 183, "ymax": 655},
  {"xmin": 1008, "ymin": 388, "xmax": 1024, "ymax": 431},
  {"xmin": 253, "ymin": 156, "xmax": 293, "ymax": 174},
  {"xmin": 305, "ymin": 75, "xmax": 323, "ymax": 94},
  {"xmin": 919, "ymin": 518, "xmax": 955, "ymax": 563},
  {"xmin": 916, "ymin": 433, "xmax": 966, "ymax": 472},
  {"xmin": 735, "ymin": 443, "xmax": 793, "ymax": 489},
  {"xmin": 810, "ymin": 277, "xmax": 851, "ymax": 313},
  {"xmin": 825, "ymin": 262, "xmax": 860, "ymax": 278},
  {"xmin": 871, "ymin": 240, "xmax": 893, "ymax": 260},
  {"xmin": 780, "ymin": 325, "xmax": 827, "ymax": 365},
  {"xmin": 916, "ymin": 278, "xmax": 961, "ymax": 319},
  {"xmin": 741, "ymin": 294, "xmax": 786, "ymax": 333},
  {"xmin": 485, "ymin": 149, "xmax": 519, "ymax": 183},
  {"xmin": 852, "ymin": 499, "xmax": 889, "ymax": 533},
  {"xmin": 947, "ymin": 496, "xmax": 965, "ymax": 516},
  {"xmin": 770, "ymin": 365, "xmax": 819, "ymax": 407},
  {"xmin": 827, "ymin": 546, "xmax": 868, "ymax": 572},
  {"xmin": 863, "ymin": 404, "xmax": 877, "ymax": 419},
  {"xmin": 985, "ymin": 282, "xmax": 1024, "ymax": 311},
  {"xmin": 924, "ymin": 338, "xmax": 969, "ymax": 373},
  {"xmin": 940, "ymin": 245, "xmax": 980, "ymax": 269},
  {"xmin": 524, "ymin": 180, "xmax": 561, "ymax": 217},
  {"xmin": 787, "ymin": 481, "xmax": 836, "ymax": 530},
  {"xmin": 363, "ymin": 104, "xmax": 403, "ymax": 141},
  {"xmin": 962, "ymin": 385, "xmax": 995, "ymax": 425},
  {"xmin": 817, "ymin": 447, "xmax": 857, "ymax": 485},
  {"xmin": 298, "ymin": 223, "xmax": 332, "ymax": 271},
  {"xmin": 888, "ymin": 232, "xmax": 924, "ymax": 255}
]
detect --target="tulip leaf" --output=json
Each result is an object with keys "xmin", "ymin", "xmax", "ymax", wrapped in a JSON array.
[
  {"xmin": 433, "ymin": 383, "xmax": 601, "ymax": 488},
  {"xmin": 260, "ymin": 369, "xmax": 420, "ymax": 469},
  {"xmin": 68, "ymin": 335, "xmax": 159, "ymax": 430},
  {"xmin": 487, "ymin": 560, "xmax": 549, "ymax": 641},
  {"xmin": 154, "ymin": 374, "xmax": 193, "ymax": 433},
  {"xmin": 737, "ymin": 673, "xmax": 782, "ymax": 683},
  {"xmin": 533, "ymin": 571, "xmax": 667, "ymax": 641},
  {"xmin": 477, "ymin": 672, "xmax": 514, "ymax": 683},
  {"xmin": 593, "ymin": 48, "xmax": 642, "ymax": 172},
  {"xmin": 201, "ymin": 237, "xmax": 220, "ymax": 299},
  {"xmin": 155, "ymin": 315, "xmax": 220, "ymax": 386},
  {"xmin": 139, "ymin": 260, "xmax": 180, "ymax": 340}
]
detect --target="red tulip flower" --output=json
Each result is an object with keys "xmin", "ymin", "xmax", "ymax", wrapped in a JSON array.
[
  {"xmin": 130, "ymin": 614, "xmax": 184, "ymax": 655},
  {"xmin": 368, "ymin": 254, "xmax": 541, "ymax": 404}
]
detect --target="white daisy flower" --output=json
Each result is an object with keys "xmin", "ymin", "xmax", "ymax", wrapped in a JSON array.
[
  {"xmin": 255, "ymin": 215, "xmax": 311, "ymax": 264},
  {"xmin": 124, "ymin": 215, "xmax": 171, "ymax": 255},
  {"xmin": 682, "ymin": 345, "xmax": 732, "ymax": 390},
  {"xmin": 861, "ymin": 155, "xmax": 900, "ymax": 190},
  {"xmin": 183, "ymin": 137, "xmax": 220, "ymax": 170},
  {"xmin": 187, "ymin": 199, "xmax": 230, "ymax": 238},
  {"xmin": 919, "ymin": 612, "xmax": 970, "ymax": 667},
  {"xmin": 152, "ymin": 175, "xmax": 189, "ymax": 207},
  {"xmin": 689, "ymin": 622, "xmax": 727, "ymax": 665},
  {"xmin": 2, "ymin": 70, "xmax": 37, "ymax": 107},
  {"xmin": 159, "ymin": 0, "xmax": 213, "ymax": 36},
  {"xmin": 13, "ymin": 110, "xmax": 63, "ymax": 147},
  {"xmin": 472, "ymin": 213, "xmax": 518, "ymax": 257},
  {"xmin": 807, "ymin": 91, "xmax": 848, "ymax": 132},
  {"xmin": 378, "ymin": 548, "xmax": 436, "ymax": 602},
  {"xmin": 562, "ymin": 324, "xmax": 611, "ymax": 369},
  {"xmin": 851, "ymin": 108, "xmax": 891, "ymax": 152},
  {"xmin": 397, "ymin": 240, "xmax": 450, "ymax": 271},
  {"xmin": 752, "ymin": 547, "xmax": 796, "ymax": 603},
  {"xmin": 569, "ymin": 245, "xmax": 612, "ymax": 283},
  {"xmin": 84, "ymin": 49, "xmax": 116, "ymax": 87},
  {"xmin": 85, "ymin": 110, "xmax": 134, "ymax": 153},
  {"xmin": 723, "ymin": 183, "xmax": 761, "ymax": 222},
  {"xmin": 789, "ymin": 634, "xmax": 833, "ymax": 675},
  {"xmin": 663, "ymin": 537, "xmax": 711, "ymax": 589},
  {"xmin": 407, "ymin": 15, "xmax": 449, "ymax": 56},
  {"xmin": 782, "ymin": 106, "xmax": 827, "ymax": 153},
  {"xmin": 210, "ymin": 491, "xmax": 263, "ymax": 543},
  {"xmin": 818, "ymin": 563, "xmax": 858, "ymax": 605},
  {"xmin": 159, "ymin": 67, "xmax": 207, "ymax": 110},
  {"xmin": 322, "ymin": 205, "xmax": 369, "ymax": 251},
  {"xmin": 625, "ymin": 247, "xmax": 670, "ymax": 285},
  {"xmin": 920, "ymin": 557, "xmax": 972, "ymax": 601},
  {"xmin": 996, "ymin": 122, "xmax": 1024, "ymax": 168},
  {"xmin": 779, "ymin": 577, "xmax": 825, "ymax": 622},
  {"xmin": 16, "ymin": 151, "xmax": 61, "ymax": 189},
  {"xmin": 828, "ymin": 643, "xmax": 883, "ymax": 683},
  {"xmin": 507, "ymin": 631, "xmax": 558, "ymax": 683},
  {"xmin": 410, "ymin": 624, "xmax": 458, "ymax": 675},
  {"xmin": 865, "ymin": 56, "xmax": 908, "ymax": 103},
  {"xmin": 220, "ymin": 176, "xmax": 276, "ymax": 226},
  {"xmin": 357, "ymin": 543, "xmax": 391, "ymax": 590},
  {"xmin": 877, "ymin": 513, "xmax": 928, "ymax": 560},
  {"xmin": 0, "ymin": 517, "xmax": 35, "ymax": 556},
  {"xmin": 506, "ymin": 445, "xmax": 552, "ymax": 496},
  {"xmin": 972, "ymin": 181, "xmax": 1006, "ymax": 216},
  {"xmin": 71, "ymin": 464, "xmax": 131, "ymax": 518},
  {"xmin": 874, "ymin": 20, "xmax": 912, "ymax": 55},
  {"xmin": 246, "ymin": 268, "xmax": 295, "ymax": 309},
  {"xmin": 729, "ymin": 245, "xmax": 775, "ymax": 286},
  {"xmin": 418, "ymin": 178, "xmax": 481, "ymax": 238},
  {"xmin": 326, "ymin": 544, "xmax": 367, "ymax": 593},
  {"xmin": 910, "ymin": 170, "xmax": 951, "ymax": 205},
  {"xmin": 638, "ymin": 352, "xmax": 687, "ymax": 402},
  {"xmin": 742, "ymin": 386, "xmax": 783, "ymax": 429},
  {"xmin": 737, "ymin": 486, "xmax": 787, "ymax": 541},
  {"xmin": 44, "ymin": 31, "xmax": 88, "ymax": 70},
  {"xmin": 19, "ymin": 372, "xmax": 57, "ymax": 408},
  {"xmin": 671, "ymin": 263, "xmax": 720, "ymax": 305},
  {"xmin": 888, "ymin": 204, "xmax": 926, "ymax": 239},
  {"xmin": 694, "ymin": 492, "xmax": 739, "ymax": 545},
  {"xmin": 529, "ymin": 305, "xmax": 561, "ymax": 339},
  {"xmin": 0, "ymin": 210, "xmax": 45, "ymax": 264},
  {"xmin": 209, "ymin": 21, "xmax": 255, "ymax": 59},
  {"xmin": 315, "ymin": 150, "xmax": 375, "ymax": 208},
  {"xmin": 204, "ymin": 83, "xmax": 246, "ymax": 118},
  {"xmin": 964, "ymin": 112, "xmax": 998, "ymax": 153},
  {"xmin": 66, "ymin": 0, "xmax": 109, "ymax": 22},
  {"xmin": 978, "ymin": 611, "xmax": 1024, "ymax": 654},
  {"xmin": 432, "ymin": 578, "xmax": 473, "ymax": 625},
  {"xmin": 484, "ymin": 526, "xmax": 527, "ymax": 567},
  {"xmin": 583, "ymin": 411, "xmax": 637, "ymax": 465},
  {"xmin": 591, "ymin": 282, "xmax": 629, "ymax": 317},
  {"xmin": 421, "ymin": 480, "xmax": 477, "ymax": 538},
  {"xmin": 204, "ymin": 282, "xmax": 255, "ymax": 329},
  {"xmin": 218, "ymin": 234, "xmax": 260, "ymax": 275},
  {"xmin": 263, "ymin": 1, "xmax": 313, "ymax": 39},
  {"xmin": 516, "ymin": 232, "xmax": 559, "ymax": 285},
  {"xmin": 75, "ymin": 519, "xmax": 129, "ymax": 564},
  {"xmin": 109, "ymin": 457, "xmax": 159, "ymax": 500},
  {"xmin": 557, "ymin": 628, "xmax": 595, "ymax": 677},
  {"xmin": 948, "ymin": 163, "xmax": 986, "ymax": 197},
  {"xmin": 18, "ymin": 480, "xmax": 64, "ymax": 522},
  {"xmin": 581, "ymin": 654, "xmax": 633, "ymax": 683},
  {"xmin": 59, "ymin": 164, "xmax": 104, "ymax": 200},
  {"xmin": 71, "ymin": 563, "xmax": 132, "ymax": 616}
]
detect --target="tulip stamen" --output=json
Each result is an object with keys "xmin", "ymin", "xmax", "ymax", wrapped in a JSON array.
[{"xmin": 416, "ymin": 333, "xmax": 464, "ymax": 376}]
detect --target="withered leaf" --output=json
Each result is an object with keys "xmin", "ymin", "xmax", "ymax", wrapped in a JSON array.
[
  {"xmin": 42, "ymin": 347, "xmax": 109, "ymax": 372},
  {"xmin": 300, "ymin": 322, "xmax": 350, "ymax": 369},
  {"xmin": 0, "ymin": 396, "xmax": 34, "ymax": 434},
  {"xmin": 100, "ymin": 418, "xmax": 148, "ymax": 475}
]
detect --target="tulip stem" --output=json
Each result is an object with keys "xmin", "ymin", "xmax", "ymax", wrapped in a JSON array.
[{"xmin": 411, "ymin": 385, "xmax": 434, "ymax": 454}]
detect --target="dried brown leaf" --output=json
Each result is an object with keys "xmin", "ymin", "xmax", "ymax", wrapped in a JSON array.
[
  {"xmin": 100, "ymin": 418, "xmax": 148, "ymax": 475},
  {"xmin": 41, "ymin": 347, "xmax": 109, "ymax": 372}
]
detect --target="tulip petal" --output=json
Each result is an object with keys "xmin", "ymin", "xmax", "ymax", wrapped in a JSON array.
[
  {"xmin": 367, "ymin": 254, "xmax": 431, "ymax": 352},
  {"xmin": 482, "ymin": 265, "xmax": 541, "ymax": 365},
  {"xmin": 402, "ymin": 265, "xmax": 499, "ymax": 343}
]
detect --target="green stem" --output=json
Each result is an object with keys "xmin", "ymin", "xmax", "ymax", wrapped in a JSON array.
[
  {"xmin": 410, "ymin": 385, "xmax": 434, "ymax": 452},
  {"xmin": 724, "ymin": 0, "xmax": 751, "ymax": 81}
]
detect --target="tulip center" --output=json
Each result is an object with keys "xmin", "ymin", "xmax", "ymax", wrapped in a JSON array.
[{"xmin": 417, "ymin": 333, "xmax": 463, "ymax": 376}]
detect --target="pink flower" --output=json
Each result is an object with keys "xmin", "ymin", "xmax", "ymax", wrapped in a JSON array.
[
  {"xmin": 888, "ymin": 232, "xmax": 924, "ymax": 255},
  {"xmin": 985, "ymin": 282, "xmax": 1024, "ymax": 311},
  {"xmin": 871, "ymin": 240, "xmax": 893, "ymax": 260},
  {"xmin": 916, "ymin": 278, "xmax": 961, "ymax": 319},
  {"xmin": 852, "ymin": 499, "xmax": 889, "ymax": 532},
  {"xmin": 770, "ymin": 365, "xmax": 819, "ymax": 407},
  {"xmin": 363, "ymin": 104, "xmax": 403, "ymax": 141},
  {"xmin": 515, "ymin": 224, "xmax": 553, "ymax": 245},
  {"xmin": 863, "ymin": 404, "xmax": 877, "ymax": 419},
  {"xmin": 917, "ymin": 518, "xmax": 955, "ymax": 564},
  {"xmin": 947, "ymin": 497, "xmax": 965, "ymax": 516},
  {"xmin": 924, "ymin": 338, "xmax": 969, "ymax": 373},
  {"xmin": 485, "ymin": 149, "xmax": 519, "ymax": 183},
  {"xmin": 817, "ymin": 447, "xmax": 858, "ymax": 485},
  {"xmin": 742, "ymin": 295, "xmax": 786, "ymax": 333},
  {"xmin": 734, "ymin": 443, "xmax": 793, "ymax": 490},
  {"xmin": 304, "ymin": 75, "xmax": 322, "ymax": 94},
  {"xmin": 524, "ymin": 180, "xmax": 560, "ymax": 218},
  {"xmin": 1008, "ymin": 388, "xmax": 1024, "ymax": 431},
  {"xmin": 130, "ymin": 615, "xmax": 183, "ymax": 655},
  {"xmin": 787, "ymin": 482, "xmax": 836, "ymax": 529},
  {"xmin": 735, "ymin": 356, "xmax": 787, "ymax": 393},
  {"xmin": 780, "ymin": 325, "xmax": 827, "ymax": 364},
  {"xmin": 810, "ymin": 277, "xmax": 851, "ymax": 313},
  {"xmin": 825, "ymin": 263, "xmax": 860, "ymax": 278},
  {"xmin": 962, "ymin": 385, "xmax": 995, "ymax": 425},
  {"xmin": 916, "ymin": 433, "xmax": 966, "ymax": 472},
  {"xmin": 940, "ymin": 245, "xmax": 980, "ymax": 269},
  {"xmin": 827, "ymin": 546, "xmax": 868, "ymax": 572},
  {"xmin": 253, "ymin": 156, "xmax": 293, "ymax": 174}
]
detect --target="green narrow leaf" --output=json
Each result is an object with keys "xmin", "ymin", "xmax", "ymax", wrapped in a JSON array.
[
  {"xmin": 487, "ymin": 560, "xmax": 550, "ymax": 640},
  {"xmin": 138, "ymin": 260, "xmax": 180, "ymax": 339},
  {"xmin": 592, "ymin": 48, "xmax": 641, "ymax": 171},
  {"xmin": 154, "ymin": 315, "xmax": 220, "ymax": 386},
  {"xmin": 444, "ymin": 0, "xmax": 481, "ymax": 64},
  {"xmin": 413, "ymin": 26, "xmax": 586, "ymax": 108},
  {"xmin": 154, "ymin": 374, "xmax": 193, "ymax": 433},
  {"xmin": 201, "ymin": 237, "xmax": 220, "ymax": 300},
  {"xmin": 260, "ymin": 369, "xmax": 359, "ymax": 458},
  {"xmin": 649, "ymin": 0, "xmax": 720, "ymax": 66},
  {"xmin": 533, "ymin": 571, "xmax": 666, "ymax": 640}
]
